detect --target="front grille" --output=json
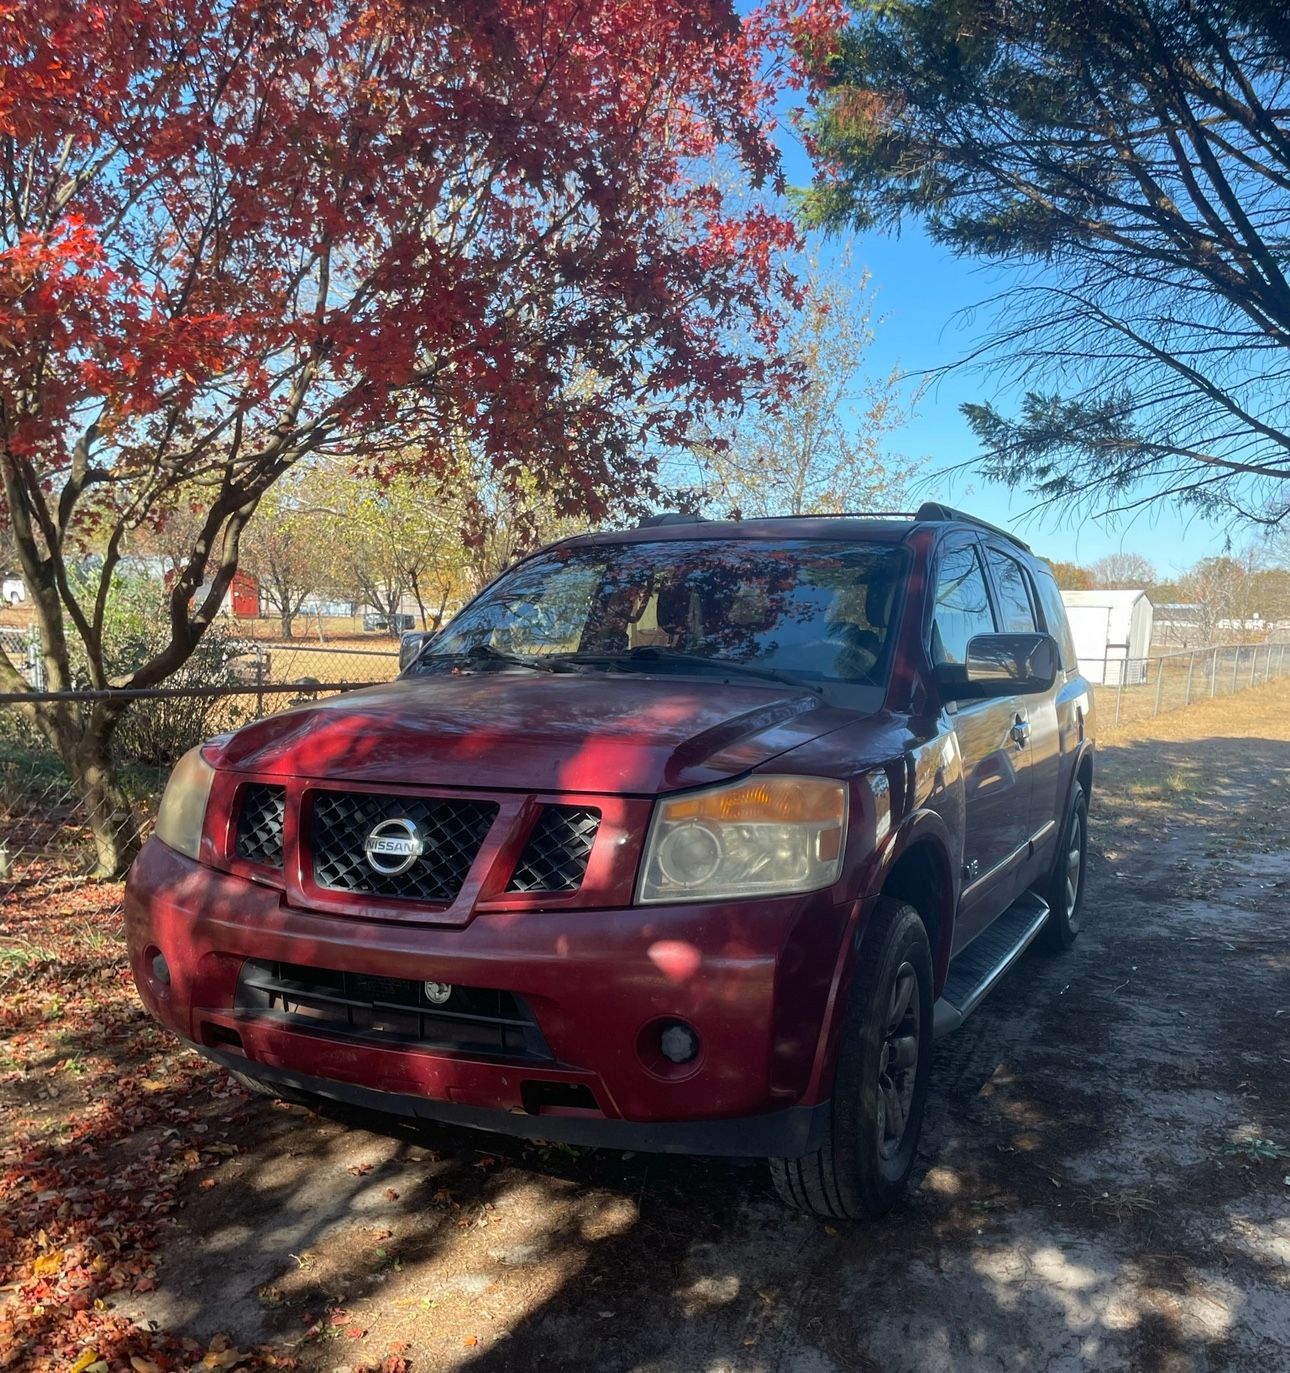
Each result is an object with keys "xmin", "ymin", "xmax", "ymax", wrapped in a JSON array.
[
  {"xmin": 235, "ymin": 960, "xmax": 551, "ymax": 1061},
  {"xmin": 235, "ymin": 784, "xmax": 286, "ymax": 867},
  {"xmin": 311, "ymin": 791, "xmax": 498, "ymax": 903},
  {"xmin": 507, "ymin": 806, "xmax": 601, "ymax": 893}
]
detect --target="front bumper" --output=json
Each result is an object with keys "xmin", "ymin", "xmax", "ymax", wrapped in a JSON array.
[
  {"xmin": 195, "ymin": 1044, "xmax": 828, "ymax": 1156},
  {"xmin": 124, "ymin": 839, "xmax": 855, "ymax": 1157}
]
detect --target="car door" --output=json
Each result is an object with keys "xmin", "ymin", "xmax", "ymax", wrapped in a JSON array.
[
  {"xmin": 983, "ymin": 543, "xmax": 1062, "ymax": 880},
  {"xmin": 930, "ymin": 537, "xmax": 1031, "ymax": 950}
]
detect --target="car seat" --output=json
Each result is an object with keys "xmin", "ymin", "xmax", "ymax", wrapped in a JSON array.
[{"xmin": 655, "ymin": 580, "xmax": 696, "ymax": 649}]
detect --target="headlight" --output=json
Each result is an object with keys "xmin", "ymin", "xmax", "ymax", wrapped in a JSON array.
[
  {"xmin": 154, "ymin": 746, "xmax": 217, "ymax": 860},
  {"xmin": 637, "ymin": 775, "xmax": 847, "ymax": 904}
]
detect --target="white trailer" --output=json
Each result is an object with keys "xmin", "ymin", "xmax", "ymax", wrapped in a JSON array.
[{"xmin": 1059, "ymin": 589, "xmax": 1154, "ymax": 685}]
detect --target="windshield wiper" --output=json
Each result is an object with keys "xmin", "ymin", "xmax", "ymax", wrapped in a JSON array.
[
  {"xmin": 554, "ymin": 646, "xmax": 821, "ymax": 695},
  {"xmin": 422, "ymin": 644, "xmax": 556, "ymax": 673}
]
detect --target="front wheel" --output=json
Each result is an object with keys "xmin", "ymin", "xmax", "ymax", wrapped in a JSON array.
[
  {"xmin": 1039, "ymin": 786, "xmax": 1088, "ymax": 952},
  {"xmin": 769, "ymin": 898, "xmax": 933, "ymax": 1220}
]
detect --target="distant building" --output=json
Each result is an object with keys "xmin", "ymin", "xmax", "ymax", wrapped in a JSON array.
[
  {"xmin": 1154, "ymin": 603, "xmax": 1202, "ymax": 645},
  {"xmin": 298, "ymin": 595, "xmax": 359, "ymax": 617},
  {"xmin": 1059, "ymin": 589, "xmax": 1154, "ymax": 684},
  {"xmin": 188, "ymin": 568, "xmax": 260, "ymax": 618},
  {"xmin": 228, "ymin": 570, "xmax": 260, "ymax": 618}
]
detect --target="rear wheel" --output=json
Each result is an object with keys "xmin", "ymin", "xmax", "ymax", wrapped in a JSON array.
[
  {"xmin": 1039, "ymin": 787, "xmax": 1088, "ymax": 952},
  {"xmin": 769, "ymin": 898, "xmax": 933, "ymax": 1220}
]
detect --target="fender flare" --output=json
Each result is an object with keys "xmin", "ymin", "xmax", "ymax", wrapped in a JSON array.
[
  {"xmin": 1047, "ymin": 741, "xmax": 1096, "ymax": 882},
  {"xmin": 1072, "ymin": 738, "xmax": 1096, "ymax": 800},
  {"xmin": 871, "ymin": 805, "xmax": 959, "ymax": 982},
  {"xmin": 800, "ymin": 805, "xmax": 958, "ymax": 1106}
]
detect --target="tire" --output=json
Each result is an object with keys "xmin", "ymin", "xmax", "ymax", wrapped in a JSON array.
[
  {"xmin": 769, "ymin": 898, "xmax": 934, "ymax": 1220},
  {"xmin": 1039, "ymin": 786, "xmax": 1088, "ymax": 952}
]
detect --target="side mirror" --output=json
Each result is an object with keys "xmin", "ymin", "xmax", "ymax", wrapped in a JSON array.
[
  {"xmin": 398, "ymin": 630, "xmax": 431, "ymax": 672},
  {"xmin": 935, "ymin": 633, "xmax": 1059, "ymax": 702}
]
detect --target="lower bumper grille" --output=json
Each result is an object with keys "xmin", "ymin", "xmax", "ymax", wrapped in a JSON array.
[{"xmin": 235, "ymin": 960, "xmax": 552, "ymax": 1062}]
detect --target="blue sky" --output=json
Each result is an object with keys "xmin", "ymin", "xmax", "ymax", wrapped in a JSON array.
[{"xmin": 768, "ymin": 103, "xmax": 1240, "ymax": 577}]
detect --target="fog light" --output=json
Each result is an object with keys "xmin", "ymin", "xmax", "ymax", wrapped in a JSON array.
[
  {"xmin": 151, "ymin": 952, "xmax": 171, "ymax": 986},
  {"xmin": 659, "ymin": 1021, "xmax": 699, "ymax": 1064}
]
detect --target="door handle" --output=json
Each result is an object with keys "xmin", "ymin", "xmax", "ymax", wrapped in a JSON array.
[{"xmin": 1009, "ymin": 715, "xmax": 1030, "ymax": 748}]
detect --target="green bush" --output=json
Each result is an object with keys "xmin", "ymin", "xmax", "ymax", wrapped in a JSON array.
[
  {"xmin": 1, "ymin": 574, "xmax": 261, "ymax": 786},
  {"xmin": 114, "ymin": 671, "xmax": 254, "ymax": 769},
  {"xmin": 80, "ymin": 573, "xmax": 257, "ymax": 768}
]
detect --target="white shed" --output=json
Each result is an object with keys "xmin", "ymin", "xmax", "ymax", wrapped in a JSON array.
[{"xmin": 1059, "ymin": 589, "xmax": 1154, "ymax": 685}]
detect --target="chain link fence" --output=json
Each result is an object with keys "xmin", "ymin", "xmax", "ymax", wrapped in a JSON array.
[
  {"xmin": 1089, "ymin": 640, "xmax": 1290, "ymax": 728},
  {"xmin": 0, "ymin": 642, "xmax": 398, "ymax": 920},
  {"xmin": 0, "ymin": 625, "xmax": 46, "ymax": 689},
  {"xmin": 2, "ymin": 637, "xmax": 1288, "ymax": 923},
  {"xmin": 201, "ymin": 640, "xmax": 401, "ymax": 714}
]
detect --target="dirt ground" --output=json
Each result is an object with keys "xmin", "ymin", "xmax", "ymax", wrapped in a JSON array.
[{"xmin": 4, "ymin": 684, "xmax": 1289, "ymax": 1372}]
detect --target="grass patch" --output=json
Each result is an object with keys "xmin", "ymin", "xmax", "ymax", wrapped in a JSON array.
[
  {"xmin": 1110, "ymin": 757, "xmax": 1205, "ymax": 809},
  {"xmin": 0, "ymin": 940, "xmax": 58, "ymax": 971},
  {"xmin": 1223, "ymin": 1137, "xmax": 1290, "ymax": 1164}
]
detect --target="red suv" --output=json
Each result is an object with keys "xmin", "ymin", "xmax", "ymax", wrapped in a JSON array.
[{"xmin": 126, "ymin": 505, "xmax": 1094, "ymax": 1219}]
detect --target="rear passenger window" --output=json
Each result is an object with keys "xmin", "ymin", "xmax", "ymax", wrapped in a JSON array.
[
  {"xmin": 1033, "ymin": 568, "xmax": 1079, "ymax": 671},
  {"xmin": 931, "ymin": 545, "xmax": 996, "ymax": 664},
  {"xmin": 987, "ymin": 549, "xmax": 1037, "ymax": 633}
]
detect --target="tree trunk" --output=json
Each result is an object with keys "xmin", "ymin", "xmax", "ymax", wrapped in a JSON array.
[
  {"xmin": 280, "ymin": 610, "xmax": 295, "ymax": 638},
  {"xmin": 70, "ymin": 720, "xmax": 141, "ymax": 879},
  {"xmin": 410, "ymin": 574, "xmax": 430, "ymax": 630},
  {"xmin": 2, "ymin": 582, "xmax": 142, "ymax": 880}
]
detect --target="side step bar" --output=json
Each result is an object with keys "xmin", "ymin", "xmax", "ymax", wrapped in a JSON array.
[{"xmin": 932, "ymin": 891, "xmax": 1050, "ymax": 1040}]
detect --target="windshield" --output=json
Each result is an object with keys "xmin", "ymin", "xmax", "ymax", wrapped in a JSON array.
[{"xmin": 416, "ymin": 538, "xmax": 908, "ymax": 691}]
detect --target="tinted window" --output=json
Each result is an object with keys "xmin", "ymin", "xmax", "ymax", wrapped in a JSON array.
[
  {"xmin": 987, "ymin": 549, "xmax": 1038, "ymax": 633},
  {"xmin": 422, "ymin": 539, "xmax": 909, "ymax": 688},
  {"xmin": 1033, "ymin": 567, "xmax": 1079, "ymax": 671},
  {"xmin": 931, "ymin": 545, "xmax": 996, "ymax": 664}
]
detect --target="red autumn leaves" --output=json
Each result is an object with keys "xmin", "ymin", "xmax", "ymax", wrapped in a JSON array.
[{"xmin": 0, "ymin": 0, "xmax": 845, "ymax": 517}]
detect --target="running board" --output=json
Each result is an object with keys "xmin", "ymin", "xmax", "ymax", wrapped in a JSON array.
[{"xmin": 932, "ymin": 891, "xmax": 1050, "ymax": 1040}]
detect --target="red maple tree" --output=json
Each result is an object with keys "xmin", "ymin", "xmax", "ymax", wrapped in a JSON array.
[{"xmin": 0, "ymin": 0, "xmax": 843, "ymax": 873}]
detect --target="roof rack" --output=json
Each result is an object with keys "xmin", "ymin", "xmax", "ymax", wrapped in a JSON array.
[
  {"xmin": 635, "ymin": 510, "xmax": 919, "ymax": 528},
  {"xmin": 913, "ymin": 502, "xmax": 1031, "ymax": 552},
  {"xmin": 635, "ymin": 512, "xmax": 710, "ymax": 528},
  {"xmin": 633, "ymin": 506, "xmax": 1030, "ymax": 551}
]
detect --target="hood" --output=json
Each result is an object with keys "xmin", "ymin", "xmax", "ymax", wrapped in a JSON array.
[{"xmin": 208, "ymin": 672, "xmax": 857, "ymax": 795}]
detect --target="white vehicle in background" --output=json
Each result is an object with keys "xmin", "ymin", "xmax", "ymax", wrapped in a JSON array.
[{"xmin": 2, "ymin": 576, "xmax": 26, "ymax": 606}]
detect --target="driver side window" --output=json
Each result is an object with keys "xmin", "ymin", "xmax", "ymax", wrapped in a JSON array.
[{"xmin": 931, "ymin": 544, "xmax": 996, "ymax": 665}]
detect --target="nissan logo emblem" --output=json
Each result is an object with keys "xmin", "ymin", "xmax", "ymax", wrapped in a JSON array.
[{"xmin": 363, "ymin": 817, "xmax": 425, "ymax": 876}]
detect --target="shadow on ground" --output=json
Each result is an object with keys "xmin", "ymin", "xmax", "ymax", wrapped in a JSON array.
[{"xmin": 77, "ymin": 733, "xmax": 1290, "ymax": 1370}]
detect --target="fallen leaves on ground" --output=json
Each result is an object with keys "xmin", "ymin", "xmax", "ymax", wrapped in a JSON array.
[{"xmin": 0, "ymin": 868, "xmax": 302, "ymax": 1372}]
